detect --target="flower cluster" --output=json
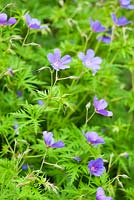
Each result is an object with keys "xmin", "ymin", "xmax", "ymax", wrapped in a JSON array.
[
  {"xmin": 4, "ymin": 7, "xmax": 117, "ymax": 200},
  {"xmin": 120, "ymin": 0, "xmax": 134, "ymax": 9},
  {"xmin": 89, "ymin": 7, "xmax": 130, "ymax": 44}
]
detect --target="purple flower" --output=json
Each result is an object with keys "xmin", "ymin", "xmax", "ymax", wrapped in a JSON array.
[
  {"xmin": 120, "ymin": 0, "xmax": 134, "ymax": 9},
  {"xmin": 22, "ymin": 164, "xmax": 33, "ymax": 170},
  {"xmin": 94, "ymin": 96, "xmax": 113, "ymax": 117},
  {"xmin": 96, "ymin": 187, "xmax": 113, "ymax": 200},
  {"xmin": 88, "ymin": 158, "xmax": 105, "ymax": 176},
  {"xmin": 97, "ymin": 35, "xmax": 111, "ymax": 44},
  {"xmin": 90, "ymin": 18, "xmax": 106, "ymax": 32},
  {"xmin": 17, "ymin": 90, "xmax": 22, "ymax": 98},
  {"xmin": 111, "ymin": 13, "xmax": 130, "ymax": 26},
  {"xmin": 78, "ymin": 49, "xmax": 102, "ymax": 75},
  {"xmin": 38, "ymin": 100, "xmax": 44, "ymax": 106},
  {"xmin": 13, "ymin": 123, "xmax": 19, "ymax": 135},
  {"xmin": 85, "ymin": 132, "xmax": 104, "ymax": 146},
  {"xmin": 43, "ymin": 131, "xmax": 64, "ymax": 148},
  {"xmin": 25, "ymin": 13, "xmax": 47, "ymax": 30},
  {"xmin": 73, "ymin": 157, "xmax": 81, "ymax": 162},
  {"xmin": 47, "ymin": 48, "xmax": 72, "ymax": 71},
  {"xmin": 0, "ymin": 13, "xmax": 16, "ymax": 26}
]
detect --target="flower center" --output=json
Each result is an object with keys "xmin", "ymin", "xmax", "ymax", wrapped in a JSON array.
[
  {"xmin": 54, "ymin": 60, "xmax": 61, "ymax": 67},
  {"xmin": 85, "ymin": 59, "xmax": 91, "ymax": 66},
  {"xmin": 91, "ymin": 166, "xmax": 95, "ymax": 171}
]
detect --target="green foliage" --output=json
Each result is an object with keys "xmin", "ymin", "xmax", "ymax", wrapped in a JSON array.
[{"xmin": 0, "ymin": 0, "xmax": 134, "ymax": 199}]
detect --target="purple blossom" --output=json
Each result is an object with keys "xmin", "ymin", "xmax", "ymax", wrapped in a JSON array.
[
  {"xmin": 38, "ymin": 100, "xmax": 44, "ymax": 106},
  {"xmin": 88, "ymin": 158, "xmax": 105, "ymax": 176},
  {"xmin": 0, "ymin": 13, "xmax": 16, "ymax": 26},
  {"xmin": 25, "ymin": 13, "xmax": 47, "ymax": 30},
  {"xmin": 120, "ymin": 0, "xmax": 134, "ymax": 9},
  {"xmin": 85, "ymin": 132, "xmax": 104, "ymax": 146},
  {"xmin": 97, "ymin": 35, "xmax": 111, "ymax": 44},
  {"xmin": 96, "ymin": 187, "xmax": 113, "ymax": 200},
  {"xmin": 94, "ymin": 96, "xmax": 113, "ymax": 117},
  {"xmin": 22, "ymin": 164, "xmax": 33, "ymax": 170},
  {"xmin": 47, "ymin": 48, "xmax": 72, "ymax": 71},
  {"xmin": 43, "ymin": 131, "xmax": 64, "ymax": 148},
  {"xmin": 78, "ymin": 49, "xmax": 102, "ymax": 75},
  {"xmin": 90, "ymin": 18, "xmax": 106, "ymax": 32},
  {"xmin": 13, "ymin": 124, "xmax": 18, "ymax": 130},
  {"xmin": 111, "ymin": 13, "xmax": 130, "ymax": 26},
  {"xmin": 17, "ymin": 90, "xmax": 22, "ymax": 98},
  {"xmin": 13, "ymin": 124, "xmax": 19, "ymax": 135}
]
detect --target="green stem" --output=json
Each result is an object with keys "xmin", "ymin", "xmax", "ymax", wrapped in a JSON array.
[
  {"xmin": 85, "ymin": 111, "xmax": 95, "ymax": 125},
  {"xmin": 44, "ymin": 161, "xmax": 64, "ymax": 170},
  {"xmin": 22, "ymin": 28, "xmax": 30, "ymax": 46},
  {"xmin": 84, "ymin": 32, "xmax": 92, "ymax": 52},
  {"xmin": 53, "ymin": 70, "xmax": 58, "ymax": 86},
  {"xmin": 39, "ymin": 148, "xmax": 48, "ymax": 174}
]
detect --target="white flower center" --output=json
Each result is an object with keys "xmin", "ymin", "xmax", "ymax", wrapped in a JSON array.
[{"xmin": 85, "ymin": 59, "xmax": 91, "ymax": 66}]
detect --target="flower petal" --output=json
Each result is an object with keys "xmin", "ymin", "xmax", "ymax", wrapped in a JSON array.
[
  {"xmin": 111, "ymin": 13, "xmax": 117, "ymax": 24},
  {"xmin": 51, "ymin": 141, "xmax": 64, "ymax": 148},
  {"xmin": 6, "ymin": 17, "xmax": 16, "ymax": 25},
  {"xmin": 54, "ymin": 48, "xmax": 61, "ymax": 59},
  {"xmin": 0, "ymin": 13, "xmax": 7, "ymax": 24},
  {"xmin": 61, "ymin": 55, "xmax": 72, "ymax": 64},
  {"xmin": 118, "ymin": 16, "xmax": 130, "ymax": 26},
  {"xmin": 86, "ymin": 49, "xmax": 95, "ymax": 58},
  {"xmin": 91, "ymin": 57, "xmax": 102, "ymax": 65},
  {"xmin": 78, "ymin": 52, "xmax": 85, "ymax": 60},
  {"xmin": 95, "ymin": 99, "xmax": 108, "ymax": 110},
  {"xmin": 97, "ymin": 35, "xmax": 111, "ymax": 44},
  {"xmin": 25, "ymin": 13, "xmax": 31, "ymax": 25},
  {"xmin": 96, "ymin": 187, "xmax": 105, "ymax": 199},
  {"xmin": 96, "ymin": 109, "xmax": 113, "ymax": 117},
  {"xmin": 85, "ymin": 132, "xmax": 98, "ymax": 142},
  {"xmin": 120, "ymin": 0, "xmax": 130, "ymax": 6},
  {"xmin": 43, "ymin": 131, "xmax": 54, "ymax": 146},
  {"xmin": 47, "ymin": 53, "xmax": 55, "ymax": 63}
]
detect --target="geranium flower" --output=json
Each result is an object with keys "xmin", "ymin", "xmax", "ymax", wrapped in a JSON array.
[
  {"xmin": 111, "ymin": 13, "xmax": 130, "ymax": 26},
  {"xmin": 43, "ymin": 131, "xmax": 64, "ymax": 148},
  {"xmin": 38, "ymin": 100, "xmax": 44, "ymax": 106},
  {"xmin": 120, "ymin": 0, "xmax": 134, "ymax": 9},
  {"xmin": 97, "ymin": 35, "xmax": 111, "ymax": 44},
  {"xmin": 25, "ymin": 13, "xmax": 47, "ymax": 30},
  {"xmin": 17, "ymin": 90, "xmax": 22, "ymax": 98},
  {"xmin": 0, "ymin": 13, "xmax": 16, "ymax": 26},
  {"xmin": 47, "ymin": 48, "xmax": 72, "ymax": 71},
  {"xmin": 90, "ymin": 18, "xmax": 106, "ymax": 32},
  {"xmin": 88, "ymin": 158, "xmax": 105, "ymax": 176},
  {"xmin": 22, "ymin": 164, "xmax": 33, "ymax": 171},
  {"xmin": 94, "ymin": 96, "xmax": 113, "ymax": 117},
  {"xmin": 78, "ymin": 49, "xmax": 102, "ymax": 75},
  {"xmin": 96, "ymin": 187, "xmax": 113, "ymax": 200},
  {"xmin": 85, "ymin": 132, "xmax": 104, "ymax": 146}
]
